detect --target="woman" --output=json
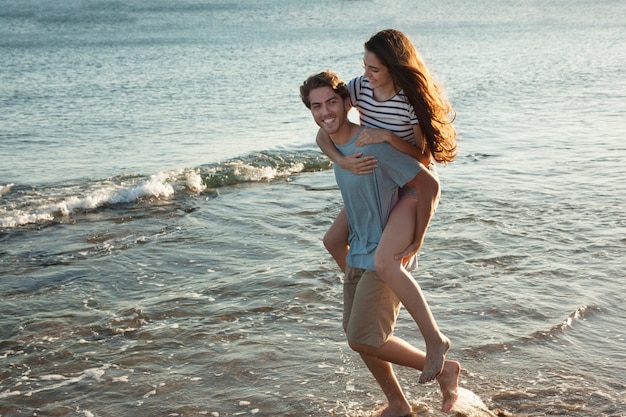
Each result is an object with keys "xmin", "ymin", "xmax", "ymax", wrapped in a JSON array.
[{"xmin": 316, "ymin": 29, "xmax": 458, "ymax": 388}]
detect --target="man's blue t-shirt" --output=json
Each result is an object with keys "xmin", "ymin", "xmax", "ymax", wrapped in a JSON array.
[{"xmin": 334, "ymin": 129, "xmax": 422, "ymax": 270}]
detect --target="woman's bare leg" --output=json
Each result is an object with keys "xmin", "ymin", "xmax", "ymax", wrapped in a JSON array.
[
  {"xmin": 323, "ymin": 207, "xmax": 349, "ymax": 273},
  {"xmin": 374, "ymin": 198, "xmax": 449, "ymax": 383}
]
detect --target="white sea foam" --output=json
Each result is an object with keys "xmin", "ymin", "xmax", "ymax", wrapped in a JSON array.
[
  {"xmin": 0, "ymin": 390, "xmax": 21, "ymax": 399},
  {"xmin": 0, "ymin": 171, "xmax": 183, "ymax": 228},
  {"xmin": 40, "ymin": 374, "xmax": 67, "ymax": 381},
  {"xmin": 24, "ymin": 366, "xmax": 108, "ymax": 397},
  {"xmin": 451, "ymin": 388, "xmax": 497, "ymax": 417},
  {"xmin": 0, "ymin": 183, "xmax": 14, "ymax": 196},
  {"xmin": 185, "ymin": 170, "xmax": 206, "ymax": 192},
  {"xmin": 0, "ymin": 159, "xmax": 307, "ymax": 228},
  {"xmin": 219, "ymin": 160, "xmax": 304, "ymax": 183}
]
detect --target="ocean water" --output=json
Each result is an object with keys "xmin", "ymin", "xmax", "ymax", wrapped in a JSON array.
[{"xmin": 1, "ymin": 1, "xmax": 625, "ymax": 416}]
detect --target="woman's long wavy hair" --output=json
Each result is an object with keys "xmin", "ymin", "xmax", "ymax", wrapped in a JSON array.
[{"xmin": 365, "ymin": 29, "xmax": 458, "ymax": 163}]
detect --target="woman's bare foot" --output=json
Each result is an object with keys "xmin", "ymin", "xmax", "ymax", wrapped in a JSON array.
[
  {"xmin": 437, "ymin": 359, "xmax": 461, "ymax": 412},
  {"xmin": 419, "ymin": 336, "xmax": 451, "ymax": 383}
]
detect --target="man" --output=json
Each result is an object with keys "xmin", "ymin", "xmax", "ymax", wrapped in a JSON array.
[{"xmin": 300, "ymin": 70, "xmax": 460, "ymax": 416}]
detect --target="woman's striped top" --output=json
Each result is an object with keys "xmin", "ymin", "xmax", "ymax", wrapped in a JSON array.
[{"xmin": 347, "ymin": 76, "xmax": 419, "ymax": 145}]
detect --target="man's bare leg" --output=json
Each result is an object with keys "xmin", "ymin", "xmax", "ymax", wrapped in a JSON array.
[
  {"xmin": 358, "ymin": 353, "xmax": 412, "ymax": 417},
  {"xmin": 350, "ymin": 335, "xmax": 460, "ymax": 412},
  {"xmin": 437, "ymin": 360, "xmax": 461, "ymax": 412}
]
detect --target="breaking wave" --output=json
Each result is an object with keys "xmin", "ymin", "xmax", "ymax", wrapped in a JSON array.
[{"xmin": 0, "ymin": 149, "xmax": 331, "ymax": 229}]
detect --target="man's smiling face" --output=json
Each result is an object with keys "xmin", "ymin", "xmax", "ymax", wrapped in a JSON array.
[{"xmin": 308, "ymin": 86, "xmax": 350, "ymax": 136}]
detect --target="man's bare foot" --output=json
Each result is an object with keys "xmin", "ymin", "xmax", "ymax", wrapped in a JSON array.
[
  {"xmin": 379, "ymin": 402, "xmax": 412, "ymax": 417},
  {"xmin": 419, "ymin": 336, "xmax": 450, "ymax": 383},
  {"xmin": 437, "ymin": 359, "xmax": 461, "ymax": 412}
]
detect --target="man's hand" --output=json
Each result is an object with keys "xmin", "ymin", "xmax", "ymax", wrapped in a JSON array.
[
  {"xmin": 338, "ymin": 152, "xmax": 378, "ymax": 175},
  {"xmin": 395, "ymin": 241, "xmax": 420, "ymax": 263}
]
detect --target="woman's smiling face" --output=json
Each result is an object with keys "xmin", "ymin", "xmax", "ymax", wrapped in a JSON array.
[{"xmin": 362, "ymin": 50, "xmax": 393, "ymax": 92}]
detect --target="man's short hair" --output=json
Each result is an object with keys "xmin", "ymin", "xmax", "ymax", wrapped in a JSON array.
[{"xmin": 300, "ymin": 70, "xmax": 349, "ymax": 109}]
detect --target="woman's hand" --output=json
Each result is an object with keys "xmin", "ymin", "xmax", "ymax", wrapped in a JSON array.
[
  {"xmin": 338, "ymin": 152, "xmax": 378, "ymax": 175},
  {"xmin": 355, "ymin": 128, "xmax": 391, "ymax": 147}
]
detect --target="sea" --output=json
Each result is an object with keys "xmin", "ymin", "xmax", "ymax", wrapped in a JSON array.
[{"xmin": 1, "ymin": 0, "xmax": 625, "ymax": 416}]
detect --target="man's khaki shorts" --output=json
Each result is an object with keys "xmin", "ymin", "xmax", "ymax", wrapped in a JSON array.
[{"xmin": 343, "ymin": 266, "xmax": 401, "ymax": 347}]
